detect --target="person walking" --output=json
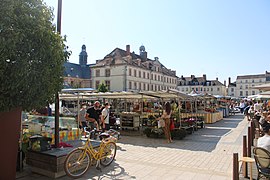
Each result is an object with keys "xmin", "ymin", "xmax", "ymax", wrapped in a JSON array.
[
  {"xmin": 79, "ymin": 103, "xmax": 88, "ymax": 129},
  {"xmin": 101, "ymin": 102, "xmax": 110, "ymax": 131},
  {"xmin": 159, "ymin": 102, "xmax": 173, "ymax": 143}
]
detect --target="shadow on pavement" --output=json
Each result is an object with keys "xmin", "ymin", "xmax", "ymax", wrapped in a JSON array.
[
  {"xmin": 66, "ymin": 161, "xmax": 135, "ymax": 180},
  {"xmin": 118, "ymin": 114, "xmax": 244, "ymax": 152}
]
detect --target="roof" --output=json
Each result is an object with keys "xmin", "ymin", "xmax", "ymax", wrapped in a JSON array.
[
  {"xmin": 93, "ymin": 47, "xmax": 177, "ymax": 77},
  {"xmin": 228, "ymin": 82, "xmax": 236, "ymax": 87},
  {"xmin": 64, "ymin": 62, "xmax": 90, "ymax": 79},
  {"xmin": 237, "ymin": 74, "xmax": 265, "ymax": 80},
  {"xmin": 178, "ymin": 76, "xmax": 225, "ymax": 86}
]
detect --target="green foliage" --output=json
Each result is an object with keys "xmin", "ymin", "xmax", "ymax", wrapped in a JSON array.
[
  {"xmin": 0, "ymin": 0, "xmax": 70, "ymax": 112},
  {"xmin": 97, "ymin": 82, "xmax": 108, "ymax": 93}
]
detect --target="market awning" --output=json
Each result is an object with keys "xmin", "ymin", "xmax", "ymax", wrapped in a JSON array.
[{"xmin": 253, "ymin": 83, "xmax": 270, "ymax": 91}]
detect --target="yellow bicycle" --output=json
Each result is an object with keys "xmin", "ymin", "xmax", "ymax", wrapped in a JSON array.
[{"xmin": 64, "ymin": 129, "xmax": 119, "ymax": 178}]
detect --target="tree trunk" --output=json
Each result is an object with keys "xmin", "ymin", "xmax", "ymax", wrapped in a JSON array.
[{"xmin": 0, "ymin": 108, "xmax": 22, "ymax": 180}]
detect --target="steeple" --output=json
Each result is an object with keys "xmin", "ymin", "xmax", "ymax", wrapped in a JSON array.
[{"xmin": 79, "ymin": 44, "xmax": 88, "ymax": 66}]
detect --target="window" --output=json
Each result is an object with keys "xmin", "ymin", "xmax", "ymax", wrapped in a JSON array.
[
  {"xmin": 252, "ymin": 91, "xmax": 255, "ymax": 95},
  {"xmin": 186, "ymin": 88, "xmax": 188, "ymax": 91},
  {"xmin": 182, "ymin": 88, "xmax": 184, "ymax": 91},
  {"xmin": 207, "ymin": 88, "xmax": 209, "ymax": 91},
  {"xmin": 217, "ymin": 87, "xmax": 220, "ymax": 91},
  {"xmin": 105, "ymin": 69, "xmax": 110, "ymax": 77},
  {"xmin": 245, "ymin": 85, "xmax": 248, "ymax": 89},
  {"xmin": 105, "ymin": 80, "xmax": 110, "ymax": 90},
  {"xmin": 240, "ymin": 85, "xmax": 242, "ymax": 89},
  {"xmin": 155, "ymin": 74, "xmax": 157, "ymax": 81},
  {"xmin": 134, "ymin": 82, "xmax": 137, "ymax": 89},
  {"xmin": 252, "ymin": 80, "xmax": 254, "ymax": 83},
  {"xmin": 151, "ymin": 74, "xmax": 153, "ymax": 80},
  {"xmin": 240, "ymin": 91, "xmax": 243, "ymax": 96},
  {"xmin": 161, "ymin": 76, "xmax": 163, "ymax": 81},
  {"xmin": 95, "ymin": 81, "xmax": 100, "ymax": 89},
  {"xmin": 129, "ymin": 81, "xmax": 132, "ymax": 89},
  {"xmin": 134, "ymin": 70, "xmax": 137, "ymax": 77},
  {"xmin": 96, "ymin": 69, "xmax": 100, "ymax": 77},
  {"xmin": 259, "ymin": 79, "xmax": 262, "ymax": 82},
  {"xmin": 245, "ymin": 80, "xmax": 248, "ymax": 83},
  {"xmin": 211, "ymin": 88, "xmax": 213, "ymax": 91},
  {"xmin": 139, "ymin": 82, "xmax": 141, "ymax": 90},
  {"xmin": 143, "ymin": 72, "xmax": 145, "ymax": 78},
  {"xmin": 158, "ymin": 75, "xmax": 160, "ymax": 81},
  {"xmin": 139, "ymin": 71, "xmax": 141, "ymax": 78},
  {"xmin": 246, "ymin": 91, "xmax": 248, "ymax": 96},
  {"xmin": 231, "ymin": 88, "xmax": 234, "ymax": 92},
  {"xmin": 129, "ymin": 69, "xmax": 132, "ymax": 76},
  {"xmin": 143, "ymin": 83, "xmax": 146, "ymax": 90},
  {"xmin": 147, "ymin": 73, "xmax": 150, "ymax": 79}
]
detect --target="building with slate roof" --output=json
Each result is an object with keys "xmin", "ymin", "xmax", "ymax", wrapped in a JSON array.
[
  {"xmin": 177, "ymin": 74, "xmax": 227, "ymax": 96},
  {"xmin": 235, "ymin": 71, "xmax": 270, "ymax": 97},
  {"xmin": 90, "ymin": 45, "xmax": 177, "ymax": 91},
  {"xmin": 63, "ymin": 45, "xmax": 91, "ymax": 88}
]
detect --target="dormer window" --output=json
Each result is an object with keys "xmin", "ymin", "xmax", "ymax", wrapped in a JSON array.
[{"xmin": 70, "ymin": 68, "xmax": 74, "ymax": 71}]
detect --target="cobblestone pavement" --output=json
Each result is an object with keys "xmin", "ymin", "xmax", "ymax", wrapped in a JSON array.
[{"xmin": 17, "ymin": 114, "xmax": 248, "ymax": 180}]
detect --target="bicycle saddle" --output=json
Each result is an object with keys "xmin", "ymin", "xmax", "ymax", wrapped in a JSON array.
[{"xmin": 99, "ymin": 133, "xmax": 110, "ymax": 140}]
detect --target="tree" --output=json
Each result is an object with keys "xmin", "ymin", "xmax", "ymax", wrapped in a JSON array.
[
  {"xmin": 0, "ymin": 0, "xmax": 70, "ymax": 112},
  {"xmin": 0, "ymin": 1, "xmax": 70, "ymax": 178},
  {"xmin": 98, "ymin": 82, "xmax": 108, "ymax": 93}
]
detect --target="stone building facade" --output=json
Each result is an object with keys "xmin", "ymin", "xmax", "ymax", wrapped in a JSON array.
[
  {"xmin": 177, "ymin": 74, "xmax": 227, "ymax": 96},
  {"xmin": 90, "ymin": 45, "xmax": 177, "ymax": 91}
]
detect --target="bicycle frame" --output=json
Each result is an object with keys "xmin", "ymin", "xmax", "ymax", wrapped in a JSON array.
[{"xmin": 76, "ymin": 136, "xmax": 113, "ymax": 164}]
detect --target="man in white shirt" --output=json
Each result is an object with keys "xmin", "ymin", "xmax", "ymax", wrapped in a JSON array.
[
  {"xmin": 257, "ymin": 119, "xmax": 270, "ymax": 152},
  {"xmin": 101, "ymin": 103, "xmax": 110, "ymax": 131}
]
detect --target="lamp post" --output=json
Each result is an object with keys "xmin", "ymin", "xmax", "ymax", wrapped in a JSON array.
[{"xmin": 54, "ymin": 0, "xmax": 62, "ymax": 148}]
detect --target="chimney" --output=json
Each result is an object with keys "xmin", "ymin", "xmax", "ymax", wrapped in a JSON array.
[
  {"xmin": 154, "ymin": 57, "xmax": 159, "ymax": 61},
  {"xmin": 191, "ymin": 75, "xmax": 195, "ymax": 79},
  {"xmin": 216, "ymin": 77, "xmax": 218, "ymax": 81},
  {"xmin": 203, "ymin": 74, "xmax": 206, "ymax": 81},
  {"xmin": 228, "ymin": 77, "xmax": 231, "ymax": 84},
  {"xmin": 224, "ymin": 80, "xmax": 226, "ymax": 86},
  {"xmin": 126, "ymin": 45, "xmax": 130, "ymax": 56},
  {"xmin": 137, "ymin": 59, "xmax": 141, "ymax": 66}
]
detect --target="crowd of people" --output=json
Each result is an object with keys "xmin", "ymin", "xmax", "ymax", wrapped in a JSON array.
[{"xmin": 78, "ymin": 101, "xmax": 111, "ymax": 133}]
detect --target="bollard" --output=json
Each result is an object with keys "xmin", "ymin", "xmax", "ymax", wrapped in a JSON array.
[
  {"xmin": 243, "ymin": 135, "xmax": 248, "ymax": 178},
  {"xmin": 250, "ymin": 121, "xmax": 254, "ymax": 146},
  {"xmin": 248, "ymin": 127, "xmax": 252, "ymax": 157},
  {"xmin": 233, "ymin": 153, "xmax": 239, "ymax": 180}
]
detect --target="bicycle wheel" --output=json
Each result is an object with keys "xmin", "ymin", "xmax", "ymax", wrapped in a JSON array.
[
  {"xmin": 100, "ymin": 142, "xmax": 117, "ymax": 166},
  {"xmin": 64, "ymin": 148, "xmax": 91, "ymax": 178}
]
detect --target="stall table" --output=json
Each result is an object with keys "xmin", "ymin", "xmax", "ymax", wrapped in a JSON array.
[{"xmin": 180, "ymin": 111, "xmax": 223, "ymax": 124}]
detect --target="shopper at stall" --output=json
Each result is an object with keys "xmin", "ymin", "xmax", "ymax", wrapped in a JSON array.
[
  {"xmin": 79, "ymin": 103, "xmax": 88, "ymax": 129},
  {"xmin": 158, "ymin": 102, "xmax": 173, "ymax": 143},
  {"xmin": 101, "ymin": 102, "xmax": 110, "ymax": 131},
  {"xmin": 85, "ymin": 101, "xmax": 101, "ymax": 130}
]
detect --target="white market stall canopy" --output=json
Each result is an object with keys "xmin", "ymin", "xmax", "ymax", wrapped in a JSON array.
[
  {"xmin": 59, "ymin": 89, "xmax": 194, "ymax": 101},
  {"xmin": 253, "ymin": 83, "xmax": 270, "ymax": 91}
]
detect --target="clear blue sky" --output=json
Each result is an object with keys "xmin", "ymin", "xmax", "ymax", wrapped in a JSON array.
[{"xmin": 44, "ymin": 0, "xmax": 270, "ymax": 84}]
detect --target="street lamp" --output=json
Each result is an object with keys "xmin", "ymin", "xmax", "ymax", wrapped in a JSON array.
[{"xmin": 54, "ymin": 0, "xmax": 62, "ymax": 148}]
